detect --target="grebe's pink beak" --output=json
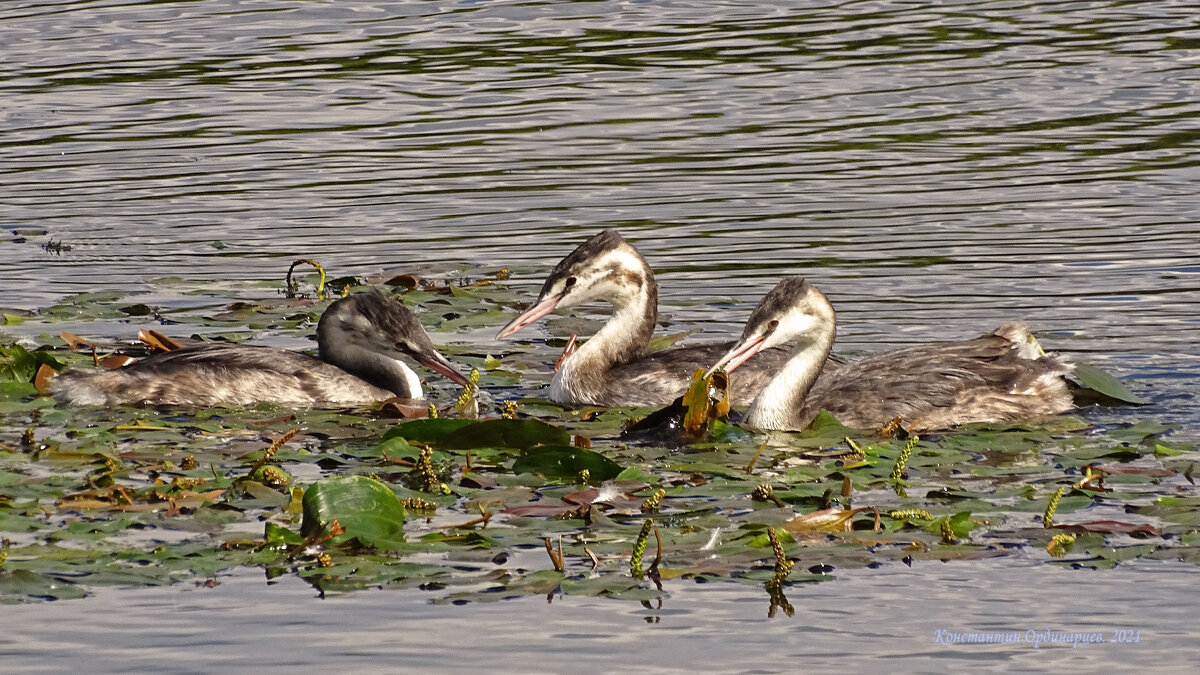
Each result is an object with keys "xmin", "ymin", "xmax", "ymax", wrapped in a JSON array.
[
  {"xmin": 496, "ymin": 293, "xmax": 562, "ymax": 339},
  {"xmin": 704, "ymin": 334, "xmax": 767, "ymax": 379},
  {"xmin": 414, "ymin": 349, "xmax": 471, "ymax": 387}
]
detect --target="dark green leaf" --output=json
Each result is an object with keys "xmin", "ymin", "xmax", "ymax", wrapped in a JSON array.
[
  {"xmin": 512, "ymin": 445, "xmax": 623, "ymax": 481},
  {"xmin": 438, "ymin": 419, "xmax": 570, "ymax": 450},
  {"xmin": 301, "ymin": 476, "xmax": 406, "ymax": 549},
  {"xmin": 381, "ymin": 418, "xmax": 475, "ymax": 444}
]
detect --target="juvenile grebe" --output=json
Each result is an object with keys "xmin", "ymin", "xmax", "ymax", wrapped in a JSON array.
[
  {"xmin": 496, "ymin": 229, "xmax": 792, "ymax": 407},
  {"xmin": 709, "ymin": 277, "xmax": 1073, "ymax": 432},
  {"xmin": 51, "ymin": 290, "xmax": 470, "ymax": 407}
]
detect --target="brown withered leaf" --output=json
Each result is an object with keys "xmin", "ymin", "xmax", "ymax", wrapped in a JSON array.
[
  {"xmin": 99, "ymin": 354, "xmax": 136, "ymax": 369},
  {"xmin": 34, "ymin": 364, "xmax": 58, "ymax": 395},
  {"xmin": 385, "ymin": 273, "xmax": 422, "ymax": 290},
  {"xmin": 137, "ymin": 329, "xmax": 182, "ymax": 352},
  {"xmin": 783, "ymin": 506, "xmax": 881, "ymax": 535},
  {"xmin": 60, "ymin": 331, "xmax": 92, "ymax": 349},
  {"xmin": 110, "ymin": 489, "xmax": 225, "ymax": 512},
  {"xmin": 379, "ymin": 398, "xmax": 431, "ymax": 419}
]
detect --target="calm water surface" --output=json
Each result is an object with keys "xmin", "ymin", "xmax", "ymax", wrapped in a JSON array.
[{"xmin": 2, "ymin": 0, "xmax": 1198, "ymax": 668}]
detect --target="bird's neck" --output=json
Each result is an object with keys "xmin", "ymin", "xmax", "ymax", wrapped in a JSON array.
[
  {"xmin": 744, "ymin": 322, "xmax": 835, "ymax": 430},
  {"xmin": 550, "ymin": 279, "xmax": 657, "ymax": 404},
  {"xmin": 322, "ymin": 340, "xmax": 423, "ymax": 399}
]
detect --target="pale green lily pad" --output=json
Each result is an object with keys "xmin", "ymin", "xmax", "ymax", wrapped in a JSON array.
[{"xmin": 1071, "ymin": 361, "xmax": 1149, "ymax": 405}]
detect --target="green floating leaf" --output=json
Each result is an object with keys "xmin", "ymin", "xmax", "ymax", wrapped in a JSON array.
[
  {"xmin": 0, "ymin": 569, "xmax": 89, "ymax": 601},
  {"xmin": 615, "ymin": 466, "xmax": 660, "ymax": 483},
  {"xmin": 438, "ymin": 419, "xmax": 570, "ymax": 450},
  {"xmin": 1071, "ymin": 361, "xmax": 1149, "ymax": 405},
  {"xmin": 301, "ymin": 476, "xmax": 406, "ymax": 550},
  {"xmin": 264, "ymin": 522, "xmax": 304, "ymax": 546},
  {"xmin": 512, "ymin": 445, "xmax": 623, "ymax": 481},
  {"xmin": 787, "ymin": 410, "xmax": 856, "ymax": 447},
  {"xmin": 1107, "ymin": 420, "xmax": 1175, "ymax": 446},
  {"xmin": 381, "ymin": 418, "xmax": 475, "ymax": 444},
  {"xmin": 0, "ymin": 381, "xmax": 37, "ymax": 401},
  {"xmin": 919, "ymin": 510, "xmax": 977, "ymax": 539},
  {"xmin": 0, "ymin": 344, "xmax": 38, "ymax": 383}
]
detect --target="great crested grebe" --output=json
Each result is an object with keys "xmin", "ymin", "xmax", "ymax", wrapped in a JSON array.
[
  {"xmin": 496, "ymin": 229, "xmax": 794, "ymax": 407},
  {"xmin": 52, "ymin": 290, "xmax": 470, "ymax": 407},
  {"xmin": 709, "ymin": 277, "xmax": 1074, "ymax": 432}
]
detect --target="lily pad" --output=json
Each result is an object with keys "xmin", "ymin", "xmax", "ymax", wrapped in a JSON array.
[
  {"xmin": 300, "ymin": 476, "xmax": 407, "ymax": 550},
  {"xmin": 381, "ymin": 418, "xmax": 476, "ymax": 444},
  {"xmin": 511, "ymin": 445, "xmax": 623, "ymax": 481},
  {"xmin": 1071, "ymin": 361, "xmax": 1149, "ymax": 405},
  {"xmin": 438, "ymin": 419, "xmax": 571, "ymax": 450}
]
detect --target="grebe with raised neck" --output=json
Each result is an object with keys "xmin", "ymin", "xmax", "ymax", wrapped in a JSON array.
[
  {"xmin": 496, "ymin": 229, "xmax": 792, "ymax": 407},
  {"xmin": 709, "ymin": 277, "xmax": 1073, "ymax": 432},
  {"xmin": 52, "ymin": 290, "xmax": 470, "ymax": 407}
]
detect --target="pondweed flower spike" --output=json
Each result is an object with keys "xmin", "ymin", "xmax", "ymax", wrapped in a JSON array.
[
  {"xmin": 501, "ymin": 400, "xmax": 518, "ymax": 419},
  {"xmin": 415, "ymin": 446, "xmax": 446, "ymax": 494},
  {"xmin": 889, "ymin": 434, "xmax": 919, "ymax": 482},
  {"xmin": 752, "ymin": 483, "xmax": 787, "ymax": 508},
  {"xmin": 767, "ymin": 526, "xmax": 794, "ymax": 577},
  {"xmin": 630, "ymin": 519, "xmax": 653, "ymax": 579},
  {"xmin": 641, "ymin": 489, "xmax": 666, "ymax": 513},
  {"xmin": 1046, "ymin": 532, "xmax": 1076, "ymax": 558},
  {"xmin": 400, "ymin": 497, "xmax": 436, "ymax": 513},
  {"xmin": 889, "ymin": 509, "xmax": 933, "ymax": 521},
  {"xmin": 243, "ymin": 428, "xmax": 298, "ymax": 479},
  {"xmin": 940, "ymin": 518, "xmax": 957, "ymax": 544},
  {"xmin": 1043, "ymin": 485, "xmax": 1066, "ymax": 528}
]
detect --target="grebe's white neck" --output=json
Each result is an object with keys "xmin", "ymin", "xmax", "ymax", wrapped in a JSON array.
[
  {"xmin": 743, "ymin": 319, "xmax": 835, "ymax": 430},
  {"xmin": 549, "ymin": 274, "xmax": 656, "ymax": 405}
]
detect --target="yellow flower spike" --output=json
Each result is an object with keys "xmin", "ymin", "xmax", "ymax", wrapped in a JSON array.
[
  {"xmin": 630, "ymin": 519, "xmax": 653, "ymax": 579},
  {"xmin": 640, "ymin": 489, "xmax": 666, "ymax": 513},
  {"xmin": 889, "ymin": 509, "xmax": 933, "ymax": 521},
  {"xmin": 1043, "ymin": 486, "xmax": 1066, "ymax": 528},
  {"xmin": 500, "ymin": 400, "xmax": 518, "ymax": 419},
  {"xmin": 939, "ymin": 518, "xmax": 957, "ymax": 544},
  {"xmin": 889, "ymin": 435, "xmax": 919, "ymax": 482}
]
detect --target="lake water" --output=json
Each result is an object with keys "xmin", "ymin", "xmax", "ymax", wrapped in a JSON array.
[{"xmin": 2, "ymin": 0, "xmax": 1198, "ymax": 668}]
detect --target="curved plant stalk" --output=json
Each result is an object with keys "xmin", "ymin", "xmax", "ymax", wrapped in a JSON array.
[{"xmin": 286, "ymin": 258, "xmax": 326, "ymax": 300}]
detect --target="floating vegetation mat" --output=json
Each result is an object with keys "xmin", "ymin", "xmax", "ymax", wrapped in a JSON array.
[{"xmin": 0, "ymin": 273, "xmax": 1195, "ymax": 607}]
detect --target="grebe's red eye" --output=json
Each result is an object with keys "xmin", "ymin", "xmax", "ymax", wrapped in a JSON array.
[{"xmin": 767, "ymin": 320, "xmax": 779, "ymax": 332}]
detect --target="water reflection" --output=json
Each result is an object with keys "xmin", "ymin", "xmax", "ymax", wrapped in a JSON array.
[{"xmin": 2, "ymin": 560, "xmax": 1195, "ymax": 670}]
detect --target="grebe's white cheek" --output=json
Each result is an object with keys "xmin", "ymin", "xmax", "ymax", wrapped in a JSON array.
[
  {"xmin": 774, "ymin": 313, "xmax": 820, "ymax": 346},
  {"xmin": 571, "ymin": 276, "xmax": 615, "ymax": 306}
]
